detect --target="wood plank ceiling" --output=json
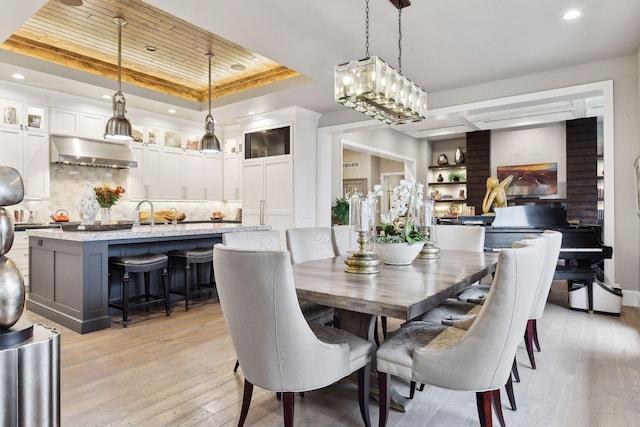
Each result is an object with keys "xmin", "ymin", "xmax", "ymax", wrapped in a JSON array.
[{"xmin": 1, "ymin": 0, "xmax": 299, "ymax": 103}]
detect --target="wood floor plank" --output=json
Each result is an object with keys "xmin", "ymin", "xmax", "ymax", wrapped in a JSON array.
[{"xmin": 18, "ymin": 281, "xmax": 640, "ymax": 426}]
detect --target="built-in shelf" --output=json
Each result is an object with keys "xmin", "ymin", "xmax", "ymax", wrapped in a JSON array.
[
  {"xmin": 434, "ymin": 198, "xmax": 466, "ymax": 203},
  {"xmin": 428, "ymin": 165, "xmax": 467, "ymax": 170},
  {"xmin": 428, "ymin": 181, "xmax": 467, "ymax": 186}
]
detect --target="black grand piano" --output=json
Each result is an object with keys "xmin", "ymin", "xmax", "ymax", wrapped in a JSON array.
[{"xmin": 482, "ymin": 205, "xmax": 613, "ymax": 310}]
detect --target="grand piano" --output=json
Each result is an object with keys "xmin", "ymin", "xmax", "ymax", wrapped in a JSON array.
[{"xmin": 481, "ymin": 205, "xmax": 613, "ymax": 311}]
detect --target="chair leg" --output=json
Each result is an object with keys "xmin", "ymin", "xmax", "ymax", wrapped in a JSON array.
[
  {"xmin": 282, "ymin": 392, "xmax": 294, "ymax": 427},
  {"xmin": 381, "ymin": 316, "xmax": 388, "ymax": 339},
  {"xmin": 492, "ymin": 388, "xmax": 506, "ymax": 427},
  {"xmin": 409, "ymin": 381, "xmax": 416, "ymax": 399},
  {"xmin": 357, "ymin": 364, "xmax": 371, "ymax": 427},
  {"xmin": 505, "ymin": 374, "xmax": 516, "ymax": 411},
  {"xmin": 475, "ymin": 390, "xmax": 492, "ymax": 427},
  {"xmin": 511, "ymin": 356, "xmax": 520, "ymax": 383},
  {"xmin": 378, "ymin": 372, "xmax": 390, "ymax": 427},
  {"xmin": 162, "ymin": 266, "xmax": 170, "ymax": 316},
  {"xmin": 524, "ymin": 319, "xmax": 537, "ymax": 369},
  {"xmin": 532, "ymin": 318, "xmax": 541, "ymax": 351},
  {"xmin": 144, "ymin": 271, "xmax": 151, "ymax": 310},
  {"xmin": 238, "ymin": 379, "xmax": 253, "ymax": 427},
  {"xmin": 233, "ymin": 359, "xmax": 240, "ymax": 373},
  {"xmin": 122, "ymin": 272, "xmax": 130, "ymax": 328},
  {"xmin": 184, "ymin": 263, "xmax": 191, "ymax": 311}
]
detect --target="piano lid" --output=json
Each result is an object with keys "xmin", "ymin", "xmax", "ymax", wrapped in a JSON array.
[{"xmin": 492, "ymin": 206, "xmax": 569, "ymax": 228}]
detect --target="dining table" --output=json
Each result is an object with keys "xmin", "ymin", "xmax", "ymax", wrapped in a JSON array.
[{"xmin": 292, "ymin": 249, "xmax": 500, "ymax": 411}]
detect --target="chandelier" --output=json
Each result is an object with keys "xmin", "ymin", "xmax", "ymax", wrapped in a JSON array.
[{"xmin": 334, "ymin": 0, "xmax": 427, "ymax": 125}]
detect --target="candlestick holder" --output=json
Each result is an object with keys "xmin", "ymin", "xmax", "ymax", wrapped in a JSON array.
[
  {"xmin": 419, "ymin": 199, "xmax": 440, "ymax": 259},
  {"xmin": 344, "ymin": 196, "xmax": 380, "ymax": 274}
]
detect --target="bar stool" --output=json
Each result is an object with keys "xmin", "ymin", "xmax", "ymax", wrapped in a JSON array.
[
  {"xmin": 167, "ymin": 247, "xmax": 215, "ymax": 311},
  {"xmin": 108, "ymin": 253, "xmax": 171, "ymax": 327}
]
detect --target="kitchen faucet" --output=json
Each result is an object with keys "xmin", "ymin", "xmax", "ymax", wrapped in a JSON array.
[
  {"xmin": 135, "ymin": 199, "xmax": 155, "ymax": 226},
  {"xmin": 169, "ymin": 207, "xmax": 177, "ymax": 226}
]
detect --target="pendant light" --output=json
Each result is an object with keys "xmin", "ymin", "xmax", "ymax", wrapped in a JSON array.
[
  {"xmin": 104, "ymin": 17, "xmax": 133, "ymax": 141},
  {"xmin": 199, "ymin": 52, "xmax": 221, "ymax": 152}
]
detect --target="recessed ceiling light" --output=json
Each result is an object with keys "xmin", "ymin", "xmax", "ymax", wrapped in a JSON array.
[
  {"xmin": 145, "ymin": 45, "xmax": 157, "ymax": 52},
  {"xmin": 101, "ymin": 94, "xmax": 112, "ymax": 99},
  {"xmin": 11, "ymin": 73, "xmax": 25, "ymax": 80},
  {"xmin": 168, "ymin": 109, "xmax": 177, "ymax": 114},
  {"xmin": 248, "ymin": 111, "xmax": 255, "ymax": 115},
  {"xmin": 563, "ymin": 9, "xmax": 581, "ymax": 20},
  {"xmin": 230, "ymin": 64, "xmax": 246, "ymax": 71}
]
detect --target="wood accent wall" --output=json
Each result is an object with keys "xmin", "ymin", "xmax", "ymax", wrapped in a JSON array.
[
  {"xmin": 465, "ymin": 130, "xmax": 491, "ymax": 214},
  {"xmin": 565, "ymin": 117, "xmax": 598, "ymax": 224}
]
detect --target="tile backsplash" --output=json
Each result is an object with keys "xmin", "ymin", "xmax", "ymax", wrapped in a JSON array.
[{"xmin": 11, "ymin": 164, "xmax": 241, "ymax": 224}]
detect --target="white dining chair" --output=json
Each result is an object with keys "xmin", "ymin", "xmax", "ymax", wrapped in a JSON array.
[
  {"xmin": 376, "ymin": 240, "xmax": 546, "ymax": 427},
  {"xmin": 433, "ymin": 224, "xmax": 485, "ymax": 251},
  {"xmin": 213, "ymin": 245, "xmax": 374, "ymax": 427},
  {"xmin": 331, "ymin": 224, "xmax": 358, "ymax": 256},
  {"xmin": 286, "ymin": 227, "xmax": 336, "ymax": 264}
]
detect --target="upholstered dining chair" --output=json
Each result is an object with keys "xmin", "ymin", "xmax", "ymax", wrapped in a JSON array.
[
  {"xmin": 286, "ymin": 227, "xmax": 336, "ymax": 264},
  {"xmin": 222, "ymin": 229, "xmax": 335, "ymax": 373},
  {"xmin": 376, "ymin": 241, "xmax": 546, "ymax": 427},
  {"xmin": 433, "ymin": 224, "xmax": 485, "ymax": 251},
  {"xmin": 331, "ymin": 225, "xmax": 358, "ymax": 256},
  {"xmin": 213, "ymin": 245, "xmax": 374, "ymax": 427}
]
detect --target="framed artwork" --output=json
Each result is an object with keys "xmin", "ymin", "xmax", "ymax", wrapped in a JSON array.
[
  {"xmin": 635, "ymin": 157, "xmax": 640, "ymax": 217},
  {"xmin": 3, "ymin": 106, "xmax": 18, "ymax": 125},
  {"xmin": 497, "ymin": 162, "xmax": 558, "ymax": 196},
  {"xmin": 146, "ymin": 127, "xmax": 160, "ymax": 145},
  {"xmin": 185, "ymin": 134, "xmax": 199, "ymax": 150},
  {"xmin": 27, "ymin": 114, "xmax": 42, "ymax": 128},
  {"xmin": 343, "ymin": 178, "xmax": 367, "ymax": 198},
  {"xmin": 131, "ymin": 125, "xmax": 144, "ymax": 143}
]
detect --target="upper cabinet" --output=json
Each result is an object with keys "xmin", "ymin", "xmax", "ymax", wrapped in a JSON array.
[
  {"xmin": 50, "ymin": 107, "xmax": 105, "ymax": 139},
  {"xmin": 1, "ymin": 98, "xmax": 47, "ymax": 133}
]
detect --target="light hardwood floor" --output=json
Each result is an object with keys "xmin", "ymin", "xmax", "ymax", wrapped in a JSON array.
[{"xmin": 21, "ymin": 282, "xmax": 640, "ymax": 426}]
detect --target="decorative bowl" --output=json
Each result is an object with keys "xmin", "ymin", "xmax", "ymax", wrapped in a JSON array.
[{"xmin": 375, "ymin": 241, "xmax": 425, "ymax": 265}]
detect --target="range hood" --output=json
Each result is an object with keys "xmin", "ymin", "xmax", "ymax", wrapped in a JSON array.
[{"xmin": 50, "ymin": 135, "xmax": 138, "ymax": 169}]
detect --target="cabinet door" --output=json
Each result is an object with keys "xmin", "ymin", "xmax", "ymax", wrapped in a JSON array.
[
  {"xmin": 50, "ymin": 108, "xmax": 78, "ymax": 135},
  {"xmin": 223, "ymin": 153, "xmax": 242, "ymax": 200},
  {"xmin": 78, "ymin": 113, "xmax": 105, "ymax": 139},
  {"xmin": 204, "ymin": 154, "xmax": 223, "ymax": 201},
  {"xmin": 128, "ymin": 144, "xmax": 146, "ymax": 199},
  {"xmin": 0, "ymin": 128, "xmax": 23, "ymax": 174},
  {"xmin": 23, "ymin": 132, "xmax": 50, "ymax": 198},
  {"xmin": 242, "ymin": 161, "xmax": 264, "ymax": 214},
  {"xmin": 183, "ymin": 151, "xmax": 205, "ymax": 200},
  {"xmin": 264, "ymin": 158, "xmax": 292, "ymax": 213},
  {"xmin": 145, "ymin": 145, "xmax": 162, "ymax": 199},
  {"xmin": 161, "ymin": 150, "xmax": 184, "ymax": 199}
]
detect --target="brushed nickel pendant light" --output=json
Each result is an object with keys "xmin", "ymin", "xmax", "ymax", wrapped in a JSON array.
[
  {"xmin": 199, "ymin": 53, "xmax": 221, "ymax": 152},
  {"xmin": 104, "ymin": 17, "xmax": 133, "ymax": 141}
]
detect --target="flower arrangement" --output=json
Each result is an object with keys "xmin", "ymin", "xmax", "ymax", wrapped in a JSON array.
[
  {"xmin": 94, "ymin": 185, "xmax": 125, "ymax": 208},
  {"xmin": 373, "ymin": 178, "xmax": 425, "ymax": 244}
]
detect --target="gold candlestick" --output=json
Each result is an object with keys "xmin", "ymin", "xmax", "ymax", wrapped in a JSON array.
[{"xmin": 345, "ymin": 230, "xmax": 380, "ymax": 274}]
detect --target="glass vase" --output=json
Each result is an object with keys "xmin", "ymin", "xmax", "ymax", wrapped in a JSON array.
[{"xmin": 101, "ymin": 207, "xmax": 111, "ymax": 225}]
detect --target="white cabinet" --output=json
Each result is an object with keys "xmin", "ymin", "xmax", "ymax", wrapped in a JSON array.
[
  {"xmin": 243, "ymin": 156, "xmax": 292, "ymax": 242},
  {"xmin": 50, "ymin": 107, "xmax": 106, "ymax": 139},
  {"xmin": 128, "ymin": 142, "xmax": 161, "ymax": 200},
  {"xmin": 223, "ymin": 152, "xmax": 242, "ymax": 200},
  {"xmin": 159, "ymin": 149, "xmax": 223, "ymax": 201},
  {"xmin": 11, "ymin": 231, "xmax": 30, "ymax": 291},
  {"xmin": 0, "ymin": 126, "xmax": 50, "ymax": 199},
  {"xmin": 1, "ymin": 99, "xmax": 47, "ymax": 132}
]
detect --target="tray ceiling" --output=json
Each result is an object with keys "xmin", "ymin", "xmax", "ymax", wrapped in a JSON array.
[{"xmin": 1, "ymin": 0, "xmax": 299, "ymax": 103}]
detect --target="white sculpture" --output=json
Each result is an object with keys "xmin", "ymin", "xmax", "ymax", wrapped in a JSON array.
[{"xmin": 78, "ymin": 182, "xmax": 99, "ymax": 225}]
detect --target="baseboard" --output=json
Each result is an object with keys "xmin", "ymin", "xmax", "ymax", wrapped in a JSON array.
[{"xmin": 622, "ymin": 289, "xmax": 640, "ymax": 307}]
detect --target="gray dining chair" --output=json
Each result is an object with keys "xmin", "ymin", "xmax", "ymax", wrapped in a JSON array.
[
  {"xmin": 376, "ymin": 240, "xmax": 546, "ymax": 427},
  {"xmin": 213, "ymin": 245, "xmax": 374, "ymax": 427}
]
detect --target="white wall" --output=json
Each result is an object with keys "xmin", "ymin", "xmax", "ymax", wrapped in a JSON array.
[{"xmin": 491, "ymin": 123, "xmax": 567, "ymax": 199}]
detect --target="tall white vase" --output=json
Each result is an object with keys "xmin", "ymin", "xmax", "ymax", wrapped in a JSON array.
[{"xmin": 101, "ymin": 207, "xmax": 111, "ymax": 225}]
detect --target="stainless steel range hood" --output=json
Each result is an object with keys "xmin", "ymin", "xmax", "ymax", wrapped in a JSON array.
[{"xmin": 50, "ymin": 135, "xmax": 138, "ymax": 169}]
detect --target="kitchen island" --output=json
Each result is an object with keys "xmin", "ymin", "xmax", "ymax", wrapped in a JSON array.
[{"xmin": 26, "ymin": 223, "xmax": 269, "ymax": 333}]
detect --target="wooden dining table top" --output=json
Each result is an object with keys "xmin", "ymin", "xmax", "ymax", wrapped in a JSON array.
[{"xmin": 292, "ymin": 249, "xmax": 499, "ymax": 321}]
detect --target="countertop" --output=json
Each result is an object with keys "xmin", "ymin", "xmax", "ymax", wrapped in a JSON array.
[{"xmin": 27, "ymin": 223, "xmax": 268, "ymax": 242}]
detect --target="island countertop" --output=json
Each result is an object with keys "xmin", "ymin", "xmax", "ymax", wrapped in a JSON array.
[{"xmin": 27, "ymin": 223, "xmax": 267, "ymax": 242}]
